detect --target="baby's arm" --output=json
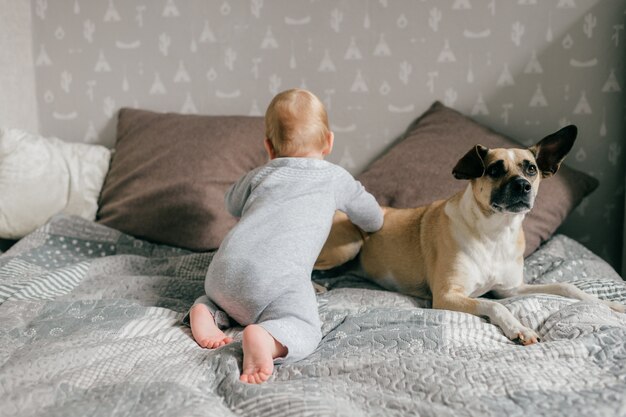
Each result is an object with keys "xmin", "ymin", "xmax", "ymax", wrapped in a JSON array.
[
  {"xmin": 336, "ymin": 172, "xmax": 383, "ymax": 233},
  {"xmin": 225, "ymin": 168, "xmax": 260, "ymax": 217}
]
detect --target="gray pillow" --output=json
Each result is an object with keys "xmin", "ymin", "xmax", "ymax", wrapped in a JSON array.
[
  {"xmin": 97, "ymin": 108, "xmax": 267, "ymax": 251},
  {"xmin": 357, "ymin": 101, "xmax": 599, "ymax": 257}
]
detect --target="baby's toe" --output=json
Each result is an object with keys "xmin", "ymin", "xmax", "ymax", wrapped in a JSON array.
[
  {"xmin": 240, "ymin": 372, "xmax": 259, "ymax": 384},
  {"xmin": 256, "ymin": 372, "xmax": 269, "ymax": 384},
  {"xmin": 198, "ymin": 339, "xmax": 211, "ymax": 348},
  {"xmin": 240, "ymin": 367, "xmax": 270, "ymax": 384},
  {"xmin": 201, "ymin": 338, "xmax": 219, "ymax": 349}
]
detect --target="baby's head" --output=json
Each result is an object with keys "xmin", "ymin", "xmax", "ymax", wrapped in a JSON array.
[{"xmin": 264, "ymin": 88, "xmax": 334, "ymax": 159}]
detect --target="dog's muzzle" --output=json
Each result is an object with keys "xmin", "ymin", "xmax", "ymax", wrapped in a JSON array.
[{"xmin": 490, "ymin": 176, "xmax": 533, "ymax": 213}]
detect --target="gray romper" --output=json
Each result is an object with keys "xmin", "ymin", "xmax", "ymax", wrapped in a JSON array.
[{"xmin": 192, "ymin": 157, "xmax": 383, "ymax": 362}]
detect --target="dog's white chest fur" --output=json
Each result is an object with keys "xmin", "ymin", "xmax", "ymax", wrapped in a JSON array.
[{"xmin": 445, "ymin": 186, "xmax": 524, "ymax": 297}]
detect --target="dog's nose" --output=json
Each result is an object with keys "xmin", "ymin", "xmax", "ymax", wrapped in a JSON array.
[{"xmin": 512, "ymin": 177, "xmax": 532, "ymax": 194}]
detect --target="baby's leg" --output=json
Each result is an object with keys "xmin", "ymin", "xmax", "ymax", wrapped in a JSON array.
[
  {"xmin": 240, "ymin": 285, "xmax": 322, "ymax": 384},
  {"xmin": 239, "ymin": 325, "xmax": 287, "ymax": 384},
  {"xmin": 188, "ymin": 296, "xmax": 233, "ymax": 349}
]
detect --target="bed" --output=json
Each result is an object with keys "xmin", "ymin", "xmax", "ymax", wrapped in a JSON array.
[
  {"xmin": 1, "ymin": 102, "xmax": 625, "ymax": 416},
  {"xmin": 1, "ymin": 214, "xmax": 626, "ymax": 416}
]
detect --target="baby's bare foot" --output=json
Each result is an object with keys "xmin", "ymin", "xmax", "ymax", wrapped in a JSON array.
[
  {"xmin": 190, "ymin": 304, "xmax": 233, "ymax": 349},
  {"xmin": 239, "ymin": 325, "xmax": 287, "ymax": 384}
]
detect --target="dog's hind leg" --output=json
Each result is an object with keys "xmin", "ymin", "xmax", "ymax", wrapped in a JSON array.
[
  {"xmin": 314, "ymin": 211, "xmax": 364, "ymax": 271},
  {"xmin": 433, "ymin": 286, "xmax": 539, "ymax": 345},
  {"xmin": 495, "ymin": 284, "xmax": 626, "ymax": 313}
]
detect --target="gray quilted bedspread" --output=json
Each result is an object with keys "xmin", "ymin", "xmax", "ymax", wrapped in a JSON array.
[{"xmin": 1, "ymin": 215, "xmax": 626, "ymax": 417}]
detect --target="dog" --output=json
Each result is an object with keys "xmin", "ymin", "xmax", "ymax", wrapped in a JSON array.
[{"xmin": 315, "ymin": 125, "xmax": 625, "ymax": 345}]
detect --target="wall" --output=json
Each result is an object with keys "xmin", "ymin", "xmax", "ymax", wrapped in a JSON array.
[
  {"xmin": 31, "ymin": 0, "xmax": 626, "ymax": 271},
  {"xmin": 0, "ymin": 0, "xmax": 38, "ymax": 132}
]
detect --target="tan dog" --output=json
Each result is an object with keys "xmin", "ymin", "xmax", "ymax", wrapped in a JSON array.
[{"xmin": 315, "ymin": 125, "xmax": 625, "ymax": 345}]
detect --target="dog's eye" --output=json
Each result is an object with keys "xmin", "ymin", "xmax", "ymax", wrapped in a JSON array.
[
  {"xmin": 486, "ymin": 161, "xmax": 505, "ymax": 178},
  {"xmin": 526, "ymin": 164, "xmax": 537, "ymax": 176}
]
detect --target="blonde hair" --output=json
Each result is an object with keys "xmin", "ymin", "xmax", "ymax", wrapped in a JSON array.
[{"xmin": 265, "ymin": 88, "xmax": 330, "ymax": 157}]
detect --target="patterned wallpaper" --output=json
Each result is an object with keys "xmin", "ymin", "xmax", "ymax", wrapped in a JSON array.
[
  {"xmin": 31, "ymin": 0, "xmax": 625, "ymax": 269},
  {"xmin": 0, "ymin": 0, "xmax": 38, "ymax": 133}
]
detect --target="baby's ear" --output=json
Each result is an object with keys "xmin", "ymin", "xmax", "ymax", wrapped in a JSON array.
[
  {"xmin": 323, "ymin": 131, "xmax": 334, "ymax": 156},
  {"xmin": 264, "ymin": 138, "xmax": 277, "ymax": 160}
]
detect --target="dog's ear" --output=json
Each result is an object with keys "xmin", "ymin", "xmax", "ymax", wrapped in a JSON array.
[
  {"xmin": 529, "ymin": 125, "xmax": 577, "ymax": 177},
  {"xmin": 452, "ymin": 145, "xmax": 489, "ymax": 180}
]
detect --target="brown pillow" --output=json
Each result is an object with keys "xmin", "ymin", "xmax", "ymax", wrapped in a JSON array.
[
  {"xmin": 97, "ymin": 108, "xmax": 267, "ymax": 251},
  {"xmin": 357, "ymin": 101, "xmax": 598, "ymax": 257}
]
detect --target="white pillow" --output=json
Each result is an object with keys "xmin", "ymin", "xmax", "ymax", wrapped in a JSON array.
[{"xmin": 0, "ymin": 128, "xmax": 111, "ymax": 239}]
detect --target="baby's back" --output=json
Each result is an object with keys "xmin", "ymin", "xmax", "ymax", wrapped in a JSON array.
[
  {"xmin": 208, "ymin": 159, "xmax": 343, "ymax": 289},
  {"xmin": 224, "ymin": 165, "xmax": 337, "ymax": 268}
]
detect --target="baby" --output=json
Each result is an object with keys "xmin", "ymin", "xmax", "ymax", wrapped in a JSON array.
[{"xmin": 188, "ymin": 88, "xmax": 383, "ymax": 384}]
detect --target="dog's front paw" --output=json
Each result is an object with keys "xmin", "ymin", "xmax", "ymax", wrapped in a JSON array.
[
  {"xmin": 312, "ymin": 282, "xmax": 328, "ymax": 294},
  {"xmin": 514, "ymin": 328, "xmax": 540, "ymax": 346},
  {"xmin": 605, "ymin": 300, "xmax": 626, "ymax": 314}
]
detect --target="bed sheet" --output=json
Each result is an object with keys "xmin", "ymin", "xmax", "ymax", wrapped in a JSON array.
[{"xmin": 1, "ymin": 215, "xmax": 625, "ymax": 417}]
